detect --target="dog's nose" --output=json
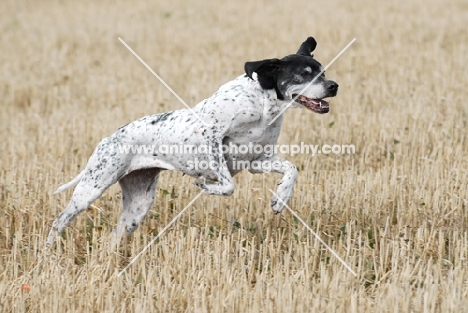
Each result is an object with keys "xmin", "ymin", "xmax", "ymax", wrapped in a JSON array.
[{"xmin": 327, "ymin": 81, "xmax": 339, "ymax": 92}]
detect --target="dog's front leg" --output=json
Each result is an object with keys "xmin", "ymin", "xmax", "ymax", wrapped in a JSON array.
[
  {"xmin": 249, "ymin": 156, "xmax": 298, "ymax": 214},
  {"xmin": 194, "ymin": 138, "xmax": 235, "ymax": 196}
]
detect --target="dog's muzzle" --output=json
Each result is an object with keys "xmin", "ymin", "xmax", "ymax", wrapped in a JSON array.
[{"xmin": 293, "ymin": 81, "xmax": 338, "ymax": 114}]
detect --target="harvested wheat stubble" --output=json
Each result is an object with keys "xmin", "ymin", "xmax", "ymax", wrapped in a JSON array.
[{"xmin": 1, "ymin": 0, "xmax": 467, "ymax": 312}]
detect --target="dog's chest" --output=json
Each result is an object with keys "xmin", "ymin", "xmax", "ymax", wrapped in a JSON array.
[
  {"xmin": 223, "ymin": 116, "xmax": 283, "ymax": 162},
  {"xmin": 227, "ymin": 122, "xmax": 280, "ymax": 145}
]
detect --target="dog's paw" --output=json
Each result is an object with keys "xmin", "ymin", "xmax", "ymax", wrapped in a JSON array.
[
  {"xmin": 194, "ymin": 178, "xmax": 234, "ymax": 196},
  {"xmin": 194, "ymin": 179, "xmax": 208, "ymax": 192},
  {"xmin": 194, "ymin": 178, "xmax": 216, "ymax": 194},
  {"xmin": 271, "ymin": 197, "xmax": 285, "ymax": 214},
  {"xmin": 45, "ymin": 229, "xmax": 60, "ymax": 247}
]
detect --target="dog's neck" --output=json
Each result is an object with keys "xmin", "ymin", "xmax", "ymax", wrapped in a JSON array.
[
  {"xmin": 247, "ymin": 74, "xmax": 292, "ymax": 118},
  {"xmin": 249, "ymin": 72, "xmax": 283, "ymax": 100}
]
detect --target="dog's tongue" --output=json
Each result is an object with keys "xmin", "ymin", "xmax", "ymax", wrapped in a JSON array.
[
  {"xmin": 310, "ymin": 98, "xmax": 329, "ymax": 107},
  {"xmin": 297, "ymin": 95, "xmax": 329, "ymax": 108}
]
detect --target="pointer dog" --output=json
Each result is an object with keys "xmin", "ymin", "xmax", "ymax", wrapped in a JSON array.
[{"xmin": 47, "ymin": 37, "xmax": 338, "ymax": 244}]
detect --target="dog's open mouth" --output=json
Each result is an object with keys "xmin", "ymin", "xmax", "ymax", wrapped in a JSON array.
[{"xmin": 293, "ymin": 94, "xmax": 330, "ymax": 114}]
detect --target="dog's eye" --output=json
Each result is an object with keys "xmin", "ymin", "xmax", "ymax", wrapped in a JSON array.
[{"xmin": 300, "ymin": 67, "xmax": 312, "ymax": 77}]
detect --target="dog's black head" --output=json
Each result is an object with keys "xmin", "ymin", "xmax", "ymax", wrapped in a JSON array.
[{"xmin": 244, "ymin": 37, "xmax": 338, "ymax": 114}]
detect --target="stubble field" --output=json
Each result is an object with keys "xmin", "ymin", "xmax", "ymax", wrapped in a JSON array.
[{"xmin": 1, "ymin": 0, "xmax": 468, "ymax": 312}]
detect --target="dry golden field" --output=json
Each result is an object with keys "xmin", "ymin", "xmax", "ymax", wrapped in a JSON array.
[{"xmin": 1, "ymin": 0, "xmax": 468, "ymax": 312}]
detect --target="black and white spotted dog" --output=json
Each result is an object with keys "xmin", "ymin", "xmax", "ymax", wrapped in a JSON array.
[{"xmin": 47, "ymin": 37, "xmax": 338, "ymax": 244}]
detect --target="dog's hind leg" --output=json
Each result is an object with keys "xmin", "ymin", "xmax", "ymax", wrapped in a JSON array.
[
  {"xmin": 47, "ymin": 138, "xmax": 129, "ymax": 245},
  {"xmin": 112, "ymin": 168, "xmax": 161, "ymax": 239},
  {"xmin": 46, "ymin": 169, "xmax": 121, "ymax": 245}
]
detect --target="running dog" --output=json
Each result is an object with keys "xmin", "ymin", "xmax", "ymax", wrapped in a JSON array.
[{"xmin": 47, "ymin": 37, "xmax": 338, "ymax": 244}]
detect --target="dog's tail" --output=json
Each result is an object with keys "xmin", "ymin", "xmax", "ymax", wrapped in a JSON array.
[{"xmin": 54, "ymin": 170, "xmax": 86, "ymax": 194}]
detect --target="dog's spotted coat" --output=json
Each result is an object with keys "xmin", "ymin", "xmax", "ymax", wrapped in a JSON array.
[{"xmin": 47, "ymin": 37, "xmax": 339, "ymax": 244}]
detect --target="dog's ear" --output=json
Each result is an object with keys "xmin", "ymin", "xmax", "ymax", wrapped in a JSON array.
[
  {"xmin": 244, "ymin": 58, "xmax": 282, "ymax": 89},
  {"xmin": 296, "ymin": 37, "xmax": 317, "ymax": 56}
]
